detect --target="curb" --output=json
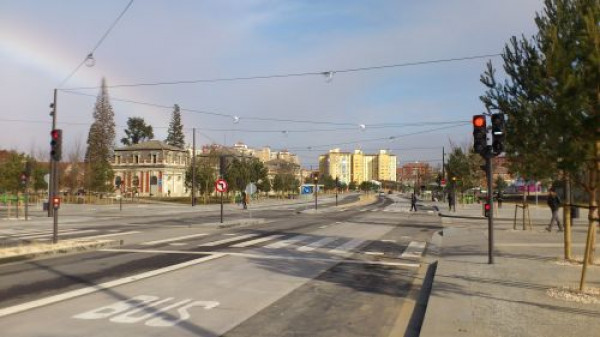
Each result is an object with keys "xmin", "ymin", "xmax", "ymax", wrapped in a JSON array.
[{"xmin": 0, "ymin": 239, "xmax": 123, "ymax": 265}]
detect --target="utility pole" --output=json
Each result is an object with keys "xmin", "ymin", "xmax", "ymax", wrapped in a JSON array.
[
  {"xmin": 485, "ymin": 147, "xmax": 494, "ymax": 264},
  {"xmin": 192, "ymin": 128, "xmax": 196, "ymax": 206},
  {"xmin": 48, "ymin": 89, "xmax": 57, "ymax": 217}
]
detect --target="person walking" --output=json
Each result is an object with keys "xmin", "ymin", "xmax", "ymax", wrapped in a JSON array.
[
  {"xmin": 241, "ymin": 191, "xmax": 248, "ymax": 210},
  {"xmin": 546, "ymin": 188, "xmax": 562, "ymax": 232},
  {"xmin": 448, "ymin": 193, "xmax": 455, "ymax": 212},
  {"xmin": 410, "ymin": 193, "xmax": 418, "ymax": 212}
]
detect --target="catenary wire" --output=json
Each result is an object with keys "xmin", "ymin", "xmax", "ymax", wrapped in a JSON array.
[
  {"xmin": 57, "ymin": 0, "xmax": 134, "ymax": 88},
  {"xmin": 61, "ymin": 53, "xmax": 501, "ymax": 90}
]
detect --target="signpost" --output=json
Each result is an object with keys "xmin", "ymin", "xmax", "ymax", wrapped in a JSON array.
[{"xmin": 215, "ymin": 179, "xmax": 228, "ymax": 223}]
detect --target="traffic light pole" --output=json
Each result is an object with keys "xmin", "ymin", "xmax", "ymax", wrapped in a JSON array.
[{"xmin": 485, "ymin": 147, "xmax": 494, "ymax": 264}]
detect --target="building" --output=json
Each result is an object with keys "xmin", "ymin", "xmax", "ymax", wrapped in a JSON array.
[
  {"xmin": 320, "ymin": 148, "xmax": 397, "ymax": 184},
  {"xmin": 319, "ymin": 149, "xmax": 352, "ymax": 184},
  {"xmin": 112, "ymin": 140, "xmax": 189, "ymax": 197},
  {"xmin": 398, "ymin": 162, "xmax": 433, "ymax": 188}
]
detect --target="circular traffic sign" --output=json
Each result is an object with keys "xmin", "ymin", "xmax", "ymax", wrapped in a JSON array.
[{"xmin": 215, "ymin": 179, "xmax": 228, "ymax": 193}]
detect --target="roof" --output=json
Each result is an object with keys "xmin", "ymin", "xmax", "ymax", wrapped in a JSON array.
[{"xmin": 115, "ymin": 140, "xmax": 185, "ymax": 152}]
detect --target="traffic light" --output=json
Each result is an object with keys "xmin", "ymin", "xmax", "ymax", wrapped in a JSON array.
[
  {"xmin": 484, "ymin": 203, "xmax": 491, "ymax": 217},
  {"xmin": 52, "ymin": 196, "xmax": 61, "ymax": 209},
  {"xmin": 50, "ymin": 129, "xmax": 62, "ymax": 161},
  {"xmin": 472, "ymin": 115, "xmax": 487, "ymax": 155},
  {"xmin": 491, "ymin": 113, "xmax": 505, "ymax": 155},
  {"xmin": 219, "ymin": 156, "xmax": 226, "ymax": 176},
  {"xmin": 20, "ymin": 172, "xmax": 28, "ymax": 186}
]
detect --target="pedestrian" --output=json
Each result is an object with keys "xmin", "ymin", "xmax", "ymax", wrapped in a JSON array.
[
  {"xmin": 546, "ymin": 188, "xmax": 562, "ymax": 232},
  {"xmin": 241, "ymin": 191, "xmax": 248, "ymax": 210},
  {"xmin": 448, "ymin": 193, "xmax": 454, "ymax": 212},
  {"xmin": 410, "ymin": 193, "xmax": 418, "ymax": 212}
]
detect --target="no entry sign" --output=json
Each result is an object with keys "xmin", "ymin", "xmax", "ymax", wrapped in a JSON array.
[{"xmin": 215, "ymin": 179, "xmax": 228, "ymax": 193}]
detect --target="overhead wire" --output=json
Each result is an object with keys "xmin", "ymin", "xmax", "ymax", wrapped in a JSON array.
[
  {"xmin": 57, "ymin": 0, "xmax": 134, "ymax": 88},
  {"xmin": 61, "ymin": 53, "xmax": 501, "ymax": 90}
]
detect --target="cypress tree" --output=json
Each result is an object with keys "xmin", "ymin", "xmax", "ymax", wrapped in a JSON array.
[
  {"xmin": 166, "ymin": 104, "xmax": 185, "ymax": 148},
  {"xmin": 85, "ymin": 78, "xmax": 116, "ymax": 192}
]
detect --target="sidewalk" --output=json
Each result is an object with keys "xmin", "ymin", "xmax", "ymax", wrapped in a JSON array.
[{"xmin": 420, "ymin": 202, "xmax": 600, "ymax": 337}]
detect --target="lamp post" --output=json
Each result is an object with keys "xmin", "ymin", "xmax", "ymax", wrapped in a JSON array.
[{"xmin": 314, "ymin": 174, "xmax": 318, "ymax": 210}]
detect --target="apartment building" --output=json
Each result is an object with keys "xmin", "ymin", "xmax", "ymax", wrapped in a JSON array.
[{"xmin": 321, "ymin": 148, "xmax": 397, "ymax": 184}]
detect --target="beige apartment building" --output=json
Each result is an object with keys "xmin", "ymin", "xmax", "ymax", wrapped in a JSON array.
[
  {"xmin": 319, "ymin": 149, "xmax": 352, "ymax": 184},
  {"xmin": 321, "ymin": 149, "xmax": 397, "ymax": 184},
  {"xmin": 112, "ymin": 140, "xmax": 189, "ymax": 197}
]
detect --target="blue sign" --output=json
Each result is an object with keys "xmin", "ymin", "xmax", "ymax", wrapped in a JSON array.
[{"xmin": 301, "ymin": 186, "xmax": 313, "ymax": 195}]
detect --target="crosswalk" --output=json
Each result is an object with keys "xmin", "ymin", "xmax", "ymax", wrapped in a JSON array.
[
  {"xmin": 0, "ymin": 228, "xmax": 139, "ymax": 242},
  {"xmin": 139, "ymin": 232, "xmax": 427, "ymax": 259}
]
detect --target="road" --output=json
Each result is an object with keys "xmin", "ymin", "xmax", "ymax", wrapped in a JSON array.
[{"xmin": 0, "ymin": 193, "xmax": 441, "ymax": 337}]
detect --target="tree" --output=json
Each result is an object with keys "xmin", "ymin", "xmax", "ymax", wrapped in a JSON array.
[
  {"xmin": 480, "ymin": 0, "xmax": 600, "ymax": 288},
  {"xmin": 85, "ymin": 78, "xmax": 115, "ymax": 192},
  {"xmin": 349, "ymin": 181, "xmax": 357, "ymax": 191},
  {"xmin": 121, "ymin": 117, "xmax": 154, "ymax": 146},
  {"xmin": 494, "ymin": 176, "xmax": 508, "ymax": 193},
  {"xmin": 0, "ymin": 151, "xmax": 27, "ymax": 193},
  {"xmin": 165, "ymin": 104, "xmax": 185, "ymax": 148},
  {"xmin": 445, "ymin": 145, "xmax": 484, "ymax": 193}
]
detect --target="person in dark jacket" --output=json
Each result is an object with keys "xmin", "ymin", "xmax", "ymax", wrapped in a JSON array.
[
  {"xmin": 546, "ymin": 188, "xmax": 562, "ymax": 232},
  {"xmin": 410, "ymin": 193, "xmax": 418, "ymax": 212}
]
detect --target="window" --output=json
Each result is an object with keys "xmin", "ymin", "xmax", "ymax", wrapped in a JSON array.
[
  {"xmin": 152, "ymin": 154, "xmax": 157, "ymax": 164},
  {"xmin": 134, "ymin": 155, "xmax": 139, "ymax": 164}
]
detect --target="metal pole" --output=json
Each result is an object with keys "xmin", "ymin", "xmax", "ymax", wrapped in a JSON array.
[
  {"xmin": 220, "ymin": 191, "xmax": 224, "ymax": 223},
  {"xmin": 48, "ymin": 89, "xmax": 57, "ymax": 217},
  {"xmin": 24, "ymin": 187, "xmax": 29, "ymax": 221},
  {"xmin": 192, "ymin": 128, "xmax": 196, "ymax": 206},
  {"xmin": 335, "ymin": 176, "xmax": 338, "ymax": 207},
  {"xmin": 53, "ymin": 205, "xmax": 58, "ymax": 244},
  {"xmin": 486, "ymin": 147, "xmax": 494, "ymax": 264},
  {"xmin": 314, "ymin": 179, "xmax": 318, "ymax": 210},
  {"xmin": 16, "ymin": 191, "xmax": 19, "ymax": 219},
  {"xmin": 120, "ymin": 194, "xmax": 122, "ymax": 211}
]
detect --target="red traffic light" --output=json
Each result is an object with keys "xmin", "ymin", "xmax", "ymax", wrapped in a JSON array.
[
  {"xmin": 484, "ymin": 203, "xmax": 491, "ymax": 211},
  {"xmin": 51, "ymin": 129, "xmax": 60, "ymax": 140},
  {"xmin": 473, "ymin": 115, "xmax": 486, "ymax": 128},
  {"xmin": 52, "ymin": 196, "xmax": 61, "ymax": 208}
]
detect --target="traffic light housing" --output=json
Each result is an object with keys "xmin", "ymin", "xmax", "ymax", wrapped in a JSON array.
[
  {"xmin": 484, "ymin": 203, "xmax": 491, "ymax": 217},
  {"xmin": 50, "ymin": 129, "xmax": 62, "ymax": 161},
  {"xmin": 491, "ymin": 113, "xmax": 505, "ymax": 155},
  {"xmin": 472, "ymin": 115, "xmax": 487, "ymax": 155}
]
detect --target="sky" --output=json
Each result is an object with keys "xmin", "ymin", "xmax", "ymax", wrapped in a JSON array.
[{"xmin": 0, "ymin": 0, "xmax": 544, "ymax": 169}]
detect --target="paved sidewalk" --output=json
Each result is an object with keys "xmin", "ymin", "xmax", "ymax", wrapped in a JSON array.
[{"xmin": 421, "ymin": 202, "xmax": 600, "ymax": 337}]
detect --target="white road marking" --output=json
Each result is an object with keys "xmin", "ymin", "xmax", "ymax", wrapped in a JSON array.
[
  {"xmin": 400, "ymin": 241, "xmax": 427, "ymax": 259},
  {"xmin": 169, "ymin": 243, "xmax": 188, "ymax": 246},
  {"xmin": 198, "ymin": 233, "xmax": 259, "ymax": 247},
  {"xmin": 330, "ymin": 238, "xmax": 367, "ymax": 255},
  {"xmin": 21, "ymin": 229, "xmax": 98, "ymax": 240},
  {"xmin": 318, "ymin": 226, "xmax": 328, "ymax": 229},
  {"xmin": 264, "ymin": 235, "xmax": 311, "ymax": 249},
  {"xmin": 0, "ymin": 253, "xmax": 226, "ymax": 319},
  {"xmin": 142, "ymin": 233, "xmax": 208, "ymax": 246},
  {"xmin": 78, "ymin": 231, "xmax": 140, "ymax": 240},
  {"xmin": 101, "ymin": 248, "xmax": 420, "ymax": 268},
  {"xmin": 381, "ymin": 239, "xmax": 396, "ymax": 243},
  {"xmin": 365, "ymin": 252, "xmax": 385, "ymax": 256},
  {"xmin": 230, "ymin": 235, "xmax": 285, "ymax": 248},
  {"xmin": 224, "ymin": 233, "xmax": 237, "ymax": 236},
  {"xmin": 297, "ymin": 237, "xmax": 339, "ymax": 252}
]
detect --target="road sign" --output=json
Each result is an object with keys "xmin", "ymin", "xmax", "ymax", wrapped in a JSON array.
[
  {"xmin": 245, "ymin": 182, "xmax": 257, "ymax": 195},
  {"xmin": 440, "ymin": 179, "xmax": 446, "ymax": 187},
  {"xmin": 215, "ymin": 179, "xmax": 228, "ymax": 193}
]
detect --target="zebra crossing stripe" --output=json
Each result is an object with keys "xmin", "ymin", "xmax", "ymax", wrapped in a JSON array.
[
  {"xmin": 143, "ymin": 233, "xmax": 208, "ymax": 246},
  {"xmin": 264, "ymin": 235, "xmax": 311, "ymax": 249},
  {"xmin": 297, "ymin": 237, "xmax": 339, "ymax": 252},
  {"xmin": 400, "ymin": 241, "xmax": 427, "ymax": 259},
  {"xmin": 199, "ymin": 233, "xmax": 259, "ymax": 247},
  {"xmin": 230, "ymin": 235, "xmax": 285, "ymax": 248},
  {"xmin": 329, "ymin": 238, "xmax": 366, "ymax": 254}
]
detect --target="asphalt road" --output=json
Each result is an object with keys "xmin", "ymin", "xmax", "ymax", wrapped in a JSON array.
[{"xmin": 0, "ymin": 193, "xmax": 441, "ymax": 337}]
